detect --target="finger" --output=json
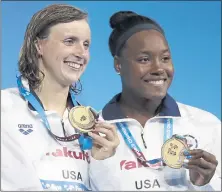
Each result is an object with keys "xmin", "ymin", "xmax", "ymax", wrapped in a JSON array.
[
  {"xmin": 95, "ymin": 122, "xmax": 118, "ymax": 136},
  {"xmin": 95, "ymin": 121, "xmax": 116, "ymax": 129},
  {"xmin": 94, "ymin": 127, "xmax": 114, "ymax": 141},
  {"xmin": 91, "ymin": 130, "xmax": 100, "ymax": 135},
  {"xmin": 183, "ymin": 163, "xmax": 210, "ymax": 177},
  {"xmin": 92, "ymin": 140, "xmax": 102, "ymax": 147},
  {"xmin": 188, "ymin": 149, "xmax": 218, "ymax": 165},
  {"xmin": 92, "ymin": 140, "xmax": 101, "ymax": 147},
  {"xmin": 187, "ymin": 158, "xmax": 214, "ymax": 169},
  {"xmin": 88, "ymin": 132, "xmax": 112, "ymax": 148},
  {"xmin": 183, "ymin": 149, "xmax": 201, "ymax": 157},
  {"xmin": 182, "ymin": 152, "xmax": 204, "ymax": 161}
]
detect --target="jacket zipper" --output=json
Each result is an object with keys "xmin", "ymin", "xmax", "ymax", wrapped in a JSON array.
[
  {"xmin": 61, "ymin": 120, "xmax": 67, "ymax": 137},
  {"xmin": 141, "ymin": 129, "xmax": 147, "ymax": 149}
]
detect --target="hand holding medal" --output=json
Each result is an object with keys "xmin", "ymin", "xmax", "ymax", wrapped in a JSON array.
[
  {"xmin": 88, "ymin": 121, "xmax": 120, "ymax": 160},
  {"xmin": 68, "ymin": 105, "xmax": 120, "ymax": 160},
  {"xmin": 161, "ymin": 134, "xmax": 218, "ymax": 186},
  {"xmin": 183, "ymin": 149, "xmax": 218, "ymax": 186}
]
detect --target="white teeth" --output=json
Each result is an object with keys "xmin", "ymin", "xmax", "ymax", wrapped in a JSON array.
[
  {"xmin": 147, "ymin": 80, "xmax": 164, "ymax": 85},
  {"xmin": 66, "ymin": 62, "xmax": 81, "ymax": 69}
]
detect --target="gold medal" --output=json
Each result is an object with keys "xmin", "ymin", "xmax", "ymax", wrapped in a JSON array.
[
  {"xmin": 68, "ymin": 106, "xmax": 97, "ymax": 133},
  {"xmin": 161, "ymin": 136, "xmax": 188, "ymax": 169}
]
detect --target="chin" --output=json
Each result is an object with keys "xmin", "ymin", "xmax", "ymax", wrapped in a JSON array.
[
  {"xmin": 145, "ymin": 91, "xmax": 167, "ymax": 101},
  {"xmin": 63, "ymin": 69, "xmax": 82, "ymax": 81},
  {"xmin": 60, "ymin": 78, "xmax": 78, "ymax": 88},
  {"xmin": 66, "ymin": 74, "xmax": 80, "ymax": 83}
]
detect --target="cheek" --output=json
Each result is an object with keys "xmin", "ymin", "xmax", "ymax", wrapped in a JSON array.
[
  {"xmin": 123, "ymin": 65, "xmax": 143, "ymax": 86},
  {"xmin": 84, "ymin": 50, "xmax": 90, "ymax": 63},
  {"xmin": 123, "ymin": 64, "xmax": 137, "ymax": 78},
  {"xmin": 166, "ymin": 64, "xmax": 174, "ymax": 78},
  {"xmin": 44, "ymin": 43, "xmax": 62, "ymax": 62}
]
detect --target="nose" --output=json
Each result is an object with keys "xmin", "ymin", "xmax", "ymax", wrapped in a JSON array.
[
  {"xmin": 73, "ymin": 42, "xmax": 85, "ymax": 57},
  {"xmin": 150, "ymin": 58, "xmax": 164, "ymax": 75},
  {"xmin": 150, "ymin": 68, "xmax": 165, "ymax": 76}
]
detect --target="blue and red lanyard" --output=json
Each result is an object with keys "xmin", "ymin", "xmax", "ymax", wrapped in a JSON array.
[
  {"xmin": 116, "ymin": 118, "xmax": 173, "ymax": 169},
  {"xmin": 17, "ymin": 76, "xmax": 92, "ymax": 150}
]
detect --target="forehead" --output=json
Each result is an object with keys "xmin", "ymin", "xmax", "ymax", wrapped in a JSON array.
[
  {"xmin": 48, "ymin": 19, "xmax": 91, "ymax": 39},
  {"xmin": 125, "ymin": 30, "xmax": 168, "ymax": 53}
]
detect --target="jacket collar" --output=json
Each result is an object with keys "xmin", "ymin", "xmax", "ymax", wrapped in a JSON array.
[
  {"xmin": 102, "ymin": 93, "xmax": 181, "ymax": 120},
  {"xmin": 19, "ymin": 78, "xmax": 74, "ymax": 111}
]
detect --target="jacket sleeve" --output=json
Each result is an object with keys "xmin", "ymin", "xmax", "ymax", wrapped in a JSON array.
[
  {"xmin": 188, "ymin": 114, "xmax": 221, "ymax": 191},
  {"xmin": 1, "ymin": 109, "xmax": 43, "ymax": 191},
  {"xmin": 89, "ymin": 155, "xmax": 122, "ymax": 191}
]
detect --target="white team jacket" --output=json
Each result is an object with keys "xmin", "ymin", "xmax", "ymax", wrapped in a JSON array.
[
  {"xmin": 89, "ymin": 94, "xmax": 221, "ymax": 191},
  {"xmin": 1, "ymin": 79, "xmax": 91, "ymax": 191}
]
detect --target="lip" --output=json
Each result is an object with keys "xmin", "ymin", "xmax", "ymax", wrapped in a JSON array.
[
  {"xmin": 64, "ymin": 61, "xmax": 83, "ymax": 70},
  {"xmin": 143, "ymin": 79, "xmax": 167, "ymax": 86},
  {"xmin": 144, "ymin": 78, "xmax": 167, "ymax": 82},
  {"xmin": 64, "ymin": 61, "xmax": 84, "ymax": 66}
]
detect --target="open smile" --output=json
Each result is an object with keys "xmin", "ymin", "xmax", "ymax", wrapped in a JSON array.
[
  {"xmin": 64, "ymin": 61, "xmax": 83, "ymax": 70},
  {"xmin": 144, "ymin": 79, "xmax": 167, "ymax": 86}
]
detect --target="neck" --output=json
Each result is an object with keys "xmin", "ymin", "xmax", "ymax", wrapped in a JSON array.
[
  {"xmin": 119, "ymin": 89, "xmax": 162, "ymax": 126},
  {"xmin": 34, "ymin": 76, "xmax": 70, "ymax": 118}
]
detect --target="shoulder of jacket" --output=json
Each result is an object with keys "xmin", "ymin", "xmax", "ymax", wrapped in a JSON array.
[
  {"xmin": 1, "ymin": 87, "xmax": 23, "ymax": 112},
  {"xmin": 177, "ymin": 101, "xmax": 220, "ymax": 124}
]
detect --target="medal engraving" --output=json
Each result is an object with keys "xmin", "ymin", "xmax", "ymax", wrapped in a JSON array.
[
  {"xmin": 69, "ymin": 106, "xmax": 97, "ymax": 133},
  {"xmin": 161, "ymin": 136, "xmax": 188, "ymax": 169}
]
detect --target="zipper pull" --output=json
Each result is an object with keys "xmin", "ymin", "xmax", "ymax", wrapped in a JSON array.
[
  {"xmin": 61, "ymin": 120, "xmax": 66, "ymax": 137},
  {"xmin": 141, "ymin": 130, "xmax": 147, "ymax": 149}
]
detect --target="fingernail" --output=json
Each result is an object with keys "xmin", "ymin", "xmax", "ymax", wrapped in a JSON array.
[
  {"xmin": 186, "ymin": 155, "xmax": 192, "ymax": 160},
  {"xmin": 183, "ymin": 149, "xmax": 190, "ymax": 156},
  {"xmin": 88, "ymin": 132, "xmax": 92, "ymax": 136}
]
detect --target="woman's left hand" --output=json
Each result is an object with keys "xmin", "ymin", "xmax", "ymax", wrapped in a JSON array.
[
  {"xmin": 88, "ymin": 121, "xmax": 120, "ymax": 160},
  {"xmin": 183, "ymin": 149, "xmax": 218, "ymax": 186}
]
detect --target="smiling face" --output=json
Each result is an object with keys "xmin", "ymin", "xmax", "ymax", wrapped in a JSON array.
[
  {"xmin": 115, "ymin": 29, "xmax": 174, "ymax": 100},
  {"xmin": 36, "ymin": 19, "xmax": 91, "ymax": 87}
]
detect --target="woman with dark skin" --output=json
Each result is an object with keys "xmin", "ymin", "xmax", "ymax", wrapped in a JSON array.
[{"xmin": 89, "ymin": 11, "xmax": 221, "ymax": 191}]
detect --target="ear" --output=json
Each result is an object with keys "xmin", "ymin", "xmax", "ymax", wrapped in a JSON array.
[
  {"xmin": 114, "ymin": 56, "xmax": 121, "ymax": 75},
  {"xmin": 34, "ymin": 38, "xmax": 44, "ymax": 56}
]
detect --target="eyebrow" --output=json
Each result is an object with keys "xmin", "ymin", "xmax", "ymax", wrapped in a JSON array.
[
  {"xmin": 161, "ymin": 49, "xmax": 170, "ymax": 54},
  {"xmin": 139, "ymin": 49, "xmax": 170, "ymax": 54},
  {"xmin": 63, "ymin": 35, "xmax": 90, "ymax": 43}
]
